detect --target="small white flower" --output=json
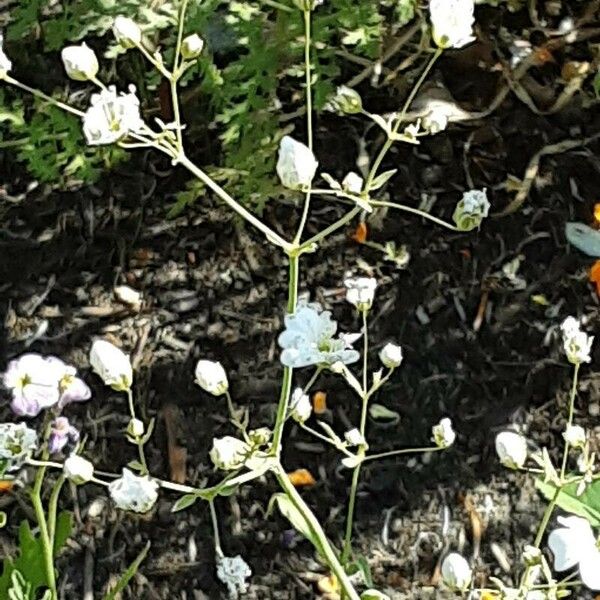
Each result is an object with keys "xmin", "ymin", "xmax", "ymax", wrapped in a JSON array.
[
  {"xmin": 210, "ymin": 436, "xmax": 250, "ymax": 470},
  {"xmin": 216, "ymin": 554, "xmax": 252, "ymax": 599},
  {"xmin": 289, "ymin": 387, "xmax": 312, "ymax": 423},
  {"xmin": 276, "ymin": 136, "xmax": 318, "ymax": 191},
  {"xmin": 63, "ymin": 454, "xmax": 94, "ymax": 484},
  {"xmin": 0, "ymin": 423, "xmax": 37, "ymax": 473},
  {"xmin": 495, "ymin": 431, "xmax": 528, "ymax": 469},
  {"xmin": 195, "ymin": 360, "xmax": 229, "ymax": 396},
  {"xmin": 561, "ymin": 316, "xmax": 594, "ymax": 364},
  {"xmin": 0, "ymin": 33, "xmax": 12, "ymax": 78},
  {"xmin": 548, "ymin": 515, "xmax": 600, "ymax": 590},
  {"xmin": 429, "ymin": 0, "xmax": 476, "ymax": 50},
  {"xmin": 344, "ymin": 277, "xmax": 377, "ymax": 311},
  {"xmin": 441, "ymin": 552, "xmax": 472, "ymax": 591},
  {"xmin": 108, "ymin": 468, "xmax": 158, "ymax": 513},
  {"xmin": 342, "ymin": 172, "xmax": 364, "ymax": 194},
  {"xmin": 61, "ymin": 43, "xmax": 99, "ymax": 81},
  {"xmin": 278, "ymin": 303, "xmax": 360, "ymax": 368},
  {"xmin": 113, "ymin": 16, "xmax": 142, "ymax": 48},
  {"xmin": 379, "ymin": 342, "xmax": 403, "ymax": 369},
  {"xmin": 344, "ymin": 428, "xmax": 365, "ymax": 446},
  {"xmin": 127, "ymin": 418, "xmax": 145, "ymax": 438},
  {"xmin": 181, "ymin": 33, "xmax": 204, "ymax": 59},
  {"xmin": 432, "ymin": 418, "xmax": 456, "ymax": 448},
  {"xmin": 563, "ymin": 424, "xmax": 586, "ymax": 449},
  {"xmin": 82, "ymin": 85, "xmax": 144, "ymax": 146},
  {"xmin": 453, "ymin": 189, "xmax": 490, "ymax": 231},
  {"xmin": 327, "ymin": 85, "xmax": 362, "ymax": 114},
  {"xmin": 89, "ymin": 340, "xmax": 133, "ymax": 391}
]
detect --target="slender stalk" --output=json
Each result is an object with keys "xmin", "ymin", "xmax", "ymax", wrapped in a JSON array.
[
  {"xmin": 135, "ymin": 42, "xmax": 171, "ymax": 78},
  {"xmin": 363, "ymin": 446, "xmax": 442, "ymax": 463},
  {"xmin": 300, "ymin": 206, "xmax": 361, "ymax": 250},
  {"xmin": 170, "ymin": 0, "xmax": 189, "ymax": 151},
  {"xmin": 209, "ymin": 500, "xmax": 223, "ymax": 557},
  {"xmin": 340, "ymin": 464, "xmax": 361, "ymax": 565},
  {"xmin": 361, "ymin": 310, "xmax": 368, "ymax": 395},
  {"xmin": 302, "ymin": 367, "xmax": 323, "ymax": 394},
  {"xmin": 48, "ymin": 475, "xmax": 66, "ymax": 548},
  {"xmin": 370, "ymin": 200, "xmax": 458, "ymax": 231},
  {"xmin": 299, "ymin": 424, "xmax": 354, "ymax": 457},
  {"xmin": 560, "ymin": 363, "xmax": 580, "ymax": 480},
  {"xmin": 126, "ymin": 388, "xmax": 149, "ymax": 475}
]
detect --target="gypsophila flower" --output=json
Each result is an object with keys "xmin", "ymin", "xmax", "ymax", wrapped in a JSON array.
[
  {"xmin": 563, "ymin": 424, "xmax": 586, "ymax": 449},
  {"xmin": 441, "ymin": 552, "xmax": 472, "ymax": 591},
  {"xmin": 344, "ymin": 428, "xmax": 365, "ymax": 447},
  {"xmin": 495, "ymin": 431, "xmax": 528, "ymax": 469},
  {"xmin": 63, "ymin": 454, "xmax": 94, "ymax": 484},
  {"xmin": 561, "ymin": 316, "xmax": 594, "ymax": 365},
  {"xmin": 194, "ymin": 360, "xmax": 228, "ymax": 396},
  {"xmin": 0, "ymin": 33, "xmax": 12, "ymax": 77},
  {"xmin": 0, "ymin": 423, "xmax": 37, "ymax": 473},
  {"xmin": 48, "ymin": 417, "xmax": 80, "ymax": 454},
  {"xmin": 61, "ymin": 43, "xmax": 99, "ymax": 81},
  {"xmin": 327, "ymin": 85, "xmax": 363, "ymax": 114},
  {"xmin": 429, "ymin": 0, "xmax": 475, "ymax": 50},
  {"xmin": 89, "ymin": 339, "xmax": 133, "ymax": 391},
  {"xmin": 216, "ymin": 555, "xmax": 252, "ymax": 599},
  {"xmin": 108, "ymin": 468, "xmax": 158, "ymax": 513},
  {"xmin": 210, "ymin": 436, "xmax": 250, "ymax": 471},
  {"xmin": 344, "ymin": 277, "xmax": 377, "ymax": 311},
  {"xmin": 379, "ymin": 342, "xmax": 403, "ymax": 369},
  {"xmin": 181, "ymin": 33, "xmax": 204, "ymax": 59},
  {"xmin": 113, "ymin": 16, "xmax": 142, "ymax": 48},
  {"xmin": 82, "ymin": 85, "xmax": 144, "ymax": 146},
  {"xmin": 432, "ymin": 418, "xmax": 456, "ymax": 448},
  {"xmin": 276, "ymin": 136, "xmax": 318, "ymax": 191},
  {"xmin": 127, "ymin": 418, "xmax": 145, "ymax": 438},
  {"xmin": 278, "ymin": 303, "xmax": 360, "ymax": 368},
  {"xmin": 548, "ymin": 515, "xmax": 600, "ymax": 590},
  {"xmin": 342, "ymin": 172, "xmax": 364, "ymax": 194},
  {"xmin": 289, "ymin": 388, "xmax": 312, "ymax": 424},
  {"xmin": 453, "ymin": 188, "xmax": 490, "ymax": 231}
]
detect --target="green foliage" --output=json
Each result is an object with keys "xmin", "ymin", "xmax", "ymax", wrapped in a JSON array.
[
  {"xmin": 536, "ymin": 479, "xmax": 600, "ymax": 527},
  {"xmin": 102, "ymin": 542, "xmax": 150, "ymax": 600}
]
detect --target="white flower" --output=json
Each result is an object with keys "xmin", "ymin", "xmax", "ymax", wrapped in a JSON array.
[
  {"xmin": 429, "ymin": 0, "xmax": 475, "ymax": 50},
  {"xmin": 181, "ymin": 33, "xmax": 204, "ymax": 59},
  {"xmin": 327, "ymin": 85, "xmax": 362, "ymax": 114},
  {"xmin": 289, "ymin": 388, "xmax": 312, "ymax": 423},
  {"xmin": 278, "ymin": 303, "xmax": 360, "ymax": 368},
  {"xmin": 548, "ymin": 515, "xmax": 600, "ymax": 590},
  {"xmin": 113, "ymin": 16, "xmax": 142, "ymax": 48},
  {"xmin": 344, "ymin": 428, "xmax": 365, "ymax": 446},
  {"xmin": 216, "ymin": 554, "xmax": 252, "ymax": 599},
  {"xmin": 108, "ymin": 468, "xmax": 158, "ymax": 513},
  {"xmin": 432, "ymin": 418, "xmax": 456, "ymax": 448},
  {"xmin": 342, "ymin": 172, "xmax": 364, "ymax": 194},
  {"xmin": 127, "ymin": 418, "xmax": 145, "ymax": 438},
  {"xmin": 82, "ymin": 85, "xmax": 144, "ymax": 146},
  {"xmin": 63, "ymin": 454, "xmax": 94, "ymax": 484},
  {"xmin": 495, "ymin": 431, "xmax": 528, "ymax": 469},
  {"xmin": 379, "ymin": 342, "xmax": 403, "ymax": 369},
  {"xmin": 453, "ymin": 189, "xmax": 490, "ymax": 231},
  {"xmin": 563, "ymin": 424, "xmax": 586, "ymax": 449},
  {"xmin": 560, "ymin": 316, "xmax": 593, "ymax": 364},
  {"xmin": 276, "ymin": 136, "xmax": 318, "ymax": 191},
  {"xmin": 89, "ymin": 340, "xmax": 133, "ymax": 391},
  {"xmin": 0, "ymin": 33, "xmax": 12, "ymax": 78},
  {"xmin": 61, "ymin": 43, "xmax": 99, "ymax": 81},
  {"xmin": 210, "ymin": 436, "xmax": 250, "ymax": 470},
  {"xmin": 0, "ymin": 423, "xmax": 37, "ymax": 473},
  {"xmin": 194, "ymin": 360, "xmax": 228, "ymax": 396},
  {"xmin": 441, "ymin": 552, "xmax": 472, "ymax": 591},
  {"xmin": 344, "ymin": 277, "xmax": 377, "ymax": 311}
]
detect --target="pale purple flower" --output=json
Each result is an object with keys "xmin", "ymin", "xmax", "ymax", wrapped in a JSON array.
[
  {"xmin": 46, "ymin": 356, "xmax": 91, "ymax": 408},
  {"xmin": 48, "ymin": 417, "xmax": 80, "ymax": 454}
]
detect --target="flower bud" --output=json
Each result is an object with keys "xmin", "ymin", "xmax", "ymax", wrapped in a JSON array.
[
  {"xmin": 289, "ymin": 388, "xmax": 312, "ymax": 424},
  {"xmin": 63, "ymin": 454, "xmax": 94, "ymax": 484},
  {"xmin": 210, "ymin": 436, "xmax": 250, "ymax": 470},
  {"xmin": 113, "ymin": 16, "xmax": 142, "ymax": 48},
  {"xmin": 276, "ymin": 136, "xmax": 318, "ymax": 191},
  {"xmin": 248, "ymin": 428, "xmax": 272, "ymax": 446},
  {"xmin": 495, "ymin": 431, "xmax": 528, "ymax": 469},
  {"xmin": 344, "ymin": 428, "xmax": 365, "ymax": 447},
  {"xmin": 342, "ymin": 172, "xmax": 363, "ymax": 194},
  {"xmin": 441, "ymin": 552, "xmax": 472, "ymax": 591},
  {"xmin": 563, "ymin": 424, "xmax": 586, "ymax": 449},
  {"xmin": 344, "ymin": 277, "xmax": 377, "ymax": 312},
  {"xmin": 89, "ymin": 339, "xmax": 133, "ymax": 391},
  {"xmin": 181, "ymin": 34, "xmax": 204, "ymax": 59},
  {"xmin": 561, "ymin": 316, "xmax": 593, "ymax": 365},
  {"xmin": 432, "ymin": 417, "xmax": 456, "ymax": 448},
  {"xmin": 194, "ymin": 360, "xmax": 228, "ymax": 396},
  {"xmin": 330, "ymin": 85, "xmax": 363, "ymax": 114},
  {"xmin": 61, "ymin": 43, "xmax": 99, "ymax": 81},
  {"xmin": 453, "ymin": 189, "xmax": 490, "ymax": 231},
  {"xmin": 127, "ymin": 418, "xmax": 145, "ymax": 438},
  {"xmin": 379, "ymin": 342, "xmax": 403, "ymax": 369}
]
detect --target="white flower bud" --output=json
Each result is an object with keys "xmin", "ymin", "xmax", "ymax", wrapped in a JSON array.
[
  {"xmin": 276, "ymin": 136, "xmax": 318, "ymax": 191},
  {"xmin": 89, "ymin": 340, "xmax": 133, "ymax": 391},
  {"xmin": 429, "ymin": 0, "xmax": 475, "ymax": 50},
  {"xmin": 495, "ymin": 431, "xmax": 528, "ymax": 469},
  {"xmin": 342, "ymin": 172, "xmax": 364, "ymax": 194},
  {"xmin": 561, "ymin": 316, "xmax": 593, "ymax": 365},
  {"xmin": 563, "ymin": 424, "xmax": 586, "ymax": 449},
  {"xmin": 109, "ymin": 468, "xmax": 158, "ymax": 513},
  {"xmin": 344, "ymin": 277, "xmax": 377, "ymax": 311},
  {"xmin": 210, "ymin": 436, "xmax": 250, "ymax": 470},
  {"xmin": 289, "ymin": 387, "xmax": 312, "ymax": 424},
  {"xmin": 0, "ymin": 33, "xmax": 12, "ymax": 78},
  {"xmin": 379, "ymin": 342, "xmax": 403, "ymax": 369},
  {"xmin": 453, "ymin": 189, "xmax": 490, "ymax": 231},
  {"xmin": 127, "ymin": 418, "xmax": 145, "ymax": 438},
  {"xmin": 63, "ymin": 454, "xmax": 94, "ymax": 484},
  {"xmin": 441, "ymin": 553, "xmax": 472, "ymax": 591},
  {"xmin": 344, "ymin": 428, "xmax": 365, "ymax": 447},
  {"xmin": 194, "ymin": 360, "xmax": 228, "ymax": 396},
  {"xmin": 113, "ymin": 16, "xmax": 142, "ymax": 48},
  {"xmin": 61, "ymin": 43, "xmax": 99, "ymax": 81},
  {"xmin": 329, "ymin": 85, "xmax": 363, "ymax": 114},
  {"xmin": 181, "ymin": 33, "xmax": 204, "ymax": 59},
  {"xmin": 432, "ymin": 418, "xmax": 456, "ymax": 448}
]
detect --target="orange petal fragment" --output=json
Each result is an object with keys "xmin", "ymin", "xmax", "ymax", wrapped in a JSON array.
[
  {"xmin": 287, "ymin": 468, "xmax": 316, "ymax": 487},
  {"xmin": 313, "ymin": 391, "xmax": 327, "ymax": 414},
  {"xmin": 351, "ymin": 222, "xmax": 368, "ymax": 244},
  {"xmin": 594, "ymin": 203, "xmax": 600, "ymax": 226},
  {"xmin": 590, "ymin": 260, "xmax": 600, "ymax": 296}
]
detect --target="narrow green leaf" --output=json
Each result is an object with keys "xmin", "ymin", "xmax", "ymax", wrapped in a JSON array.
[
  {"xmin": 102, "ymin": 542, "xmax": 151, "ymax": 600},
  {"xmin": 535, "ymin": 479, "xmax": 600, "ymax": 527},
  {"xmin": 171, "ymin": 494, "xmax": 198, "ymax": 513},
  {"xmin": 53, "ymin": 511, "xmax": 73, "ymax": 554}
]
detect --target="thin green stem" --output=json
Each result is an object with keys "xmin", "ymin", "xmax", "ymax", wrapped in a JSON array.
[
  {"xmin": 361, "ymin": 310, "xmax": 368, "ymax": 395},
  {"xmin": 300, "ymin": 206, "xmax": 361, "ymax": 250},
  {"xmin": 303, "ymin": 367, "xmax": 322, "ymax": 394},
  {"xmin": 126, "ymin": 388, "xmax": 149, "ymax": 475},
  {"xmin": 135, "ymin": 42, "xmax": 171, "ymax": 78},
  {"xmin": 209, "ymin": 500, "xmax": 223, "ymax": 557},
  {"xmin": 47, "ymin": 475, "xmax": 66, "ymax": 548},
  {"xmin": 363, "ymin": 445, "xmax": 442, "ymax": 464},
  {"xmin": 370, "ymin": 200, "xmax": 458, "ymax": 231},
  {"xmin": 560, "ymin": 363, "xmax": 580, "ymax": 481},
  {"xmin": 340, "ymin": 463, "xmax": 361, "ymax": 565},
  {"xmin": 299, "ymin": 424, "xmax": 354, "ymax": 457},
  {"xmin": 170, "ymin": 0, "xmax": 189, "ymax": 151}
]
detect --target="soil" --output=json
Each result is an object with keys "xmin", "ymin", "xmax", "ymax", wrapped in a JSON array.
[{"xmin": 2, "ymin": 2, "xmax": 600, "ymax": 599}]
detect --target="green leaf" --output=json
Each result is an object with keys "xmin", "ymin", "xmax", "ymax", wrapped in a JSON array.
[
  {"xmin": 102, "ymin": 542, "xmax": 151, "ymax": 600},
  {"xmin": 53, "ymin": 511, "xmax": 73, "ymax": 554},
  {"xmin": 368, "ymin": 169, "xmax": 397, "ymax": 192},
  {"xmin": 368, "ymin": 404, "xmax": 400, "ymax": 426},
  {"xmin": 350, "ymin": 555, "xmax": 373, "ymax": 587},
  {"xmin": 171, "ymin": 494, "xmax": 199, "ymax": 513},
  {"xmin": 535, "ymin": 479, "xmax": 600, "ymax": 527}
]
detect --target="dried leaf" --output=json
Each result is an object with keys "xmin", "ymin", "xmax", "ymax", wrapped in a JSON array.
[{"xmin": 287, "ymin": 468, "xmax": 316, "ymax": 487}]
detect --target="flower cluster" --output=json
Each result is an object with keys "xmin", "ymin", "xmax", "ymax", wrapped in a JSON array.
[
  {"xmin": 108, "ymin": 468, "xmax": 159, "ymax": 513},
  {"xmin": 0, "ymin": 422, "xmax": 37, "ymax": 473},
  {"xmin": 452, "ymin": 189, "xmax": 490, "ymax": 231},
  {"xmin": 560, "ymin": 316, "xmax": 594, "ymax": 365}
]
